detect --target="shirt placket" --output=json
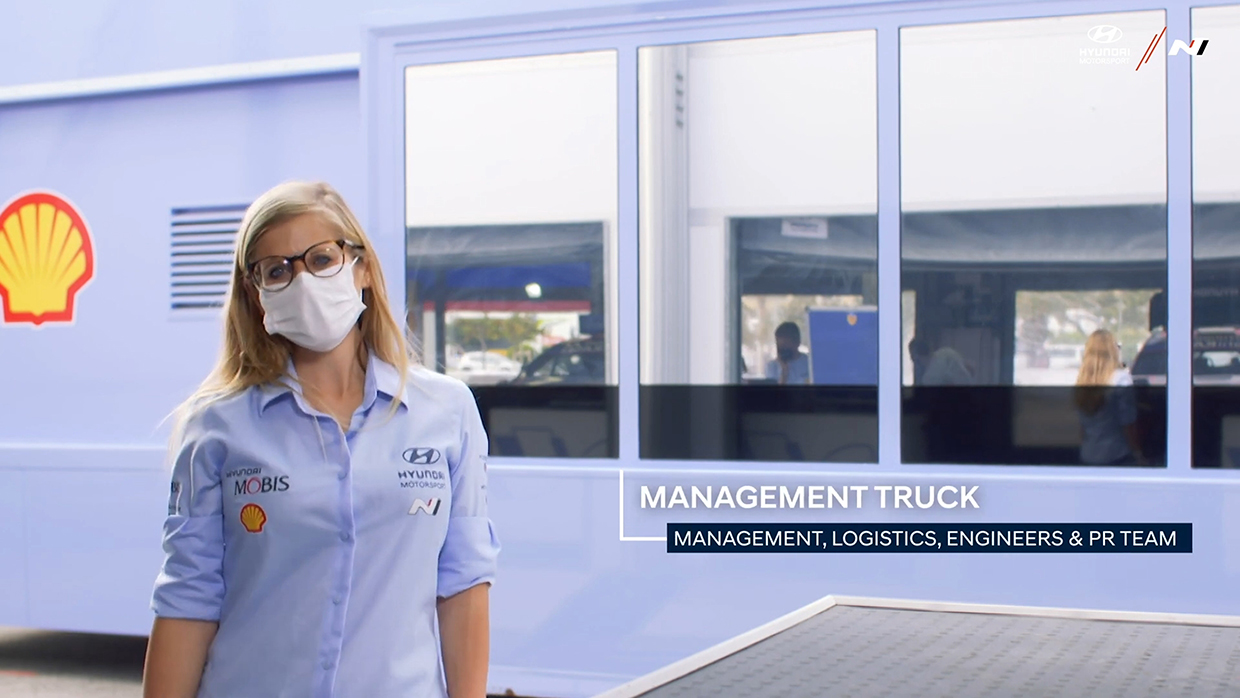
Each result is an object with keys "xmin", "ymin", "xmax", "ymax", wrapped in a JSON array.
[{"xmin": 314, "ymin": 414, "xmax": 358, "ymax": 698}]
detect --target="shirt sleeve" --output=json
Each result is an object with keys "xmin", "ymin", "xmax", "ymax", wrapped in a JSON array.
[
  {"xmin": 437, "ymin": 384, "xmax": 500, "ymax": 599},
  {"xmin": 795, "ymin": 355, "xmax": 811, "ymax": 384},
  {"xmin": 150, "ymin": 410, "xmax": 227, "ymax": 621}
]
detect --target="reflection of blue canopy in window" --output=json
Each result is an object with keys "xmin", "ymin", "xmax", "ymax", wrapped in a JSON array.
[
  {"xmin": 736, "ymin": 216, "xmax": 876, "ymax": 297},
  {"xmin": 737, "ymin": 204, "xmax": 1210, "ymax": 273},
  {"xmin": 903, "ymin": 205, "xmax": 1168, "ymax": 270},
  {"xmin": 406, "ymin": 222, "xmax": 604, "ymax": 314},
  {"xmin": 407, "ymin": 222, "xmax": 603, "ymax": 268},
  {"xmin": 737, "ymin": 216, "xmax": 877, "ymax": 265},
  {"xmin": 1194, "ymin": 203, "xmax": 1240, "ymax": 264},
  {"xmin": 410, "ymin": 264, "xmax": 591, "ymax": 290}
]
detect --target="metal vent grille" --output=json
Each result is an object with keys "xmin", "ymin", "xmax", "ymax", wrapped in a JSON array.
[{"xmin": 170, "ymin": 205, "xmax": 247, "ymax": 311}]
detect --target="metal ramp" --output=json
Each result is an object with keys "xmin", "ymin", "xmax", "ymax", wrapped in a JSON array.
[{"xmin": 594, "ymin": 596, "xmax": 1240, "ymax": 698}]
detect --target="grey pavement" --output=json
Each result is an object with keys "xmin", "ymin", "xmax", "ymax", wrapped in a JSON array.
[
  {"xmin": 635, "ymin": 606, "xmax": 1240, "ymax": 698},
  {"xmin": 0, "ymin": 627, "xmax": 145, "ymax": 698},
  {"xmin": 0, "ymin": 627, "xmax": 524, "ymax": 697}
]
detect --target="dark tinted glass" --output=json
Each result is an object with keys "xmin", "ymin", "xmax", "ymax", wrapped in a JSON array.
[
  {"xmin": 405, "ymin": 53, "xmax": 618, "ymax": 458},
  {"xmin": 639, "ymin": 32, "xmax": 879, "ymax": 462},
  {"xmin": 1189, "ymin": 6, "xmax": 1240, "ymax": 468},
  {"xmin": 901, "ymin": 12, "xmax": 1167, "ymax": 466},
  {"xmin": 1190, "ymin": 245, "xmax": 1240, "ymax": 468}
]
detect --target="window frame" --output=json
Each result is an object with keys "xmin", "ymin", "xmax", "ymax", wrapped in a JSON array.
[{"xmin": 365, "ymin": 0, "xmax": 1225, "ymax": 476}]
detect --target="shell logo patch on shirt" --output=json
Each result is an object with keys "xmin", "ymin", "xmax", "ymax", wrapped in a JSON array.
[
  {"xmin": 240, "ymin": 503, "xmax": 267, "ymax": 532},
  {"xmin": 408, "ymin": 498, "xmax": 442, "ymax": 516},
  {"xmin": 0, "ymin": 191, "xmax": 94, "ymax": 326}
]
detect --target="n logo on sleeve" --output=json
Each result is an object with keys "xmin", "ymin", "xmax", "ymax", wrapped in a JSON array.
[{"xmin": 408, "ymin": 498, "xmax": 442, "ymax": 516}]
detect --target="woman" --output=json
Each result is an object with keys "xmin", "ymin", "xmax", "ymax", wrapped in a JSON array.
[
  {"xmin": 143, "ymin": 181, "xmax": 498, "ymax": 698},
  {"xmin": 1074, "ymin": 329, "xmax": 1144, "ymax": 466}
]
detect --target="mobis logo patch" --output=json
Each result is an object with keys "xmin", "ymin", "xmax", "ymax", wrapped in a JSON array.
[
  {"xmin": 235, "ymin": 476, "xmax": 290, "ymax": 496},
  {"xmin": 225, "ymin": 467, "xmax": 290, "ymax": 496},
  {"xmin": 408, "ymin": 498, "xmax": 442, "ymax": 516}
]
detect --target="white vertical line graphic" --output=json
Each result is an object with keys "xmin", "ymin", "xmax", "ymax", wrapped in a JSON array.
[{"xmin": 618, "ymin": 470, "xmax": 667, "ymax": 542}]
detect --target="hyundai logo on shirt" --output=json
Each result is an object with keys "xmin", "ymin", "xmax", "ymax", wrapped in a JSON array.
[
  {"xmin": 398, "ymin": 469, "xmax": 446, "ymax": 489},
  {"xmin": 402, "ymin": 447, "xmax": 441, "ymax": 465}
]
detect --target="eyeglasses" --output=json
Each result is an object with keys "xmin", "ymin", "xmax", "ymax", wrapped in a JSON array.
[{"xmin": 246, "ymin": 239, "xmax": 364, "ymax": 292}]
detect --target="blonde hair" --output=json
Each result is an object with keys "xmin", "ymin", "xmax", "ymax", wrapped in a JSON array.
[
  {"xmin": 174, "ymin": 181, "xmax": 411, "ymax": 431},
  {"xmin": 1074, "ymin": 329, "xmax": 1121, "ymax": 415}
]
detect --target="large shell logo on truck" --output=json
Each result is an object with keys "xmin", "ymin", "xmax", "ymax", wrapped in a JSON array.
[{"xmin": 0, "ymin": 192, "xmax": 94, "ymax": 326}]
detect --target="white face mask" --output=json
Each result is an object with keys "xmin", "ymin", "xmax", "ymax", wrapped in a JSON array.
[{"xmin": 258, "ymin": 259, "xmax": 367, "ymax": 352}]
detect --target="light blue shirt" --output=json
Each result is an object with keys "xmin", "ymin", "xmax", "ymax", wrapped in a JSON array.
[
  {"xmin": 765, "ymin": 352, "xmax": 811, "ymax": 384},
  {"xmin": 152, "ymin": 352, "xmax": 499, "ymax": 698}
]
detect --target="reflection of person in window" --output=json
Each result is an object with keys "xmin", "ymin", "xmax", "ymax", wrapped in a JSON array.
[
  {"xmin": 908, "ymin": 337, "xmax": 972, "ymax": 385},
  {"xmin": 1074, "ymin": 329, "xmax": 1144, "ymax": 465},
  {"xmin": 765, "ymin": 322, "xmax": 809, "ymax": 385}
]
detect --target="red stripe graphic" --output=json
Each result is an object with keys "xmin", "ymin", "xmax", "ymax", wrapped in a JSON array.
[{"xmin": 1137, "ymin": 27, "xmax": 1166, "ymax": 71}]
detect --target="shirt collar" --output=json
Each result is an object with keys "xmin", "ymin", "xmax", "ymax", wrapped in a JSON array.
[{"xmin": 258, "ymin": 350, "xmax": 408, "ymax": 414}]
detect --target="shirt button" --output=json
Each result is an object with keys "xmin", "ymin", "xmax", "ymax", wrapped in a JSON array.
[
  {"xmin": 340, "ymin": 532, "xmax": 351, "ymax": 542},
  {"xmin": 338, "ymin": 471, "xmax": 347, "ymax": 480},
  {"xmin": 333, "ymin": 594, "xmax": 343, "ymax": 605},
  {"xmin": 322, "ymin": 659, "xmax": 332, "ymax": 670}
]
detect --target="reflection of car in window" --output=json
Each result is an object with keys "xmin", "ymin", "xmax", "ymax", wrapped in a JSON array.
[
  {"xmin": 1046, "ymin": 344, "xmax": 1083, "ymax": 369},
  {"xmin": 506, "ymin": 335, "xmax": 605, "ymax": 385},
  {"xmin": 1130, "ymin": 327, "xmax": 1240, "ymax": 387},
  {"xmin": 447, "ymin": 351, "xmax": 523, "ymax": 386}
]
